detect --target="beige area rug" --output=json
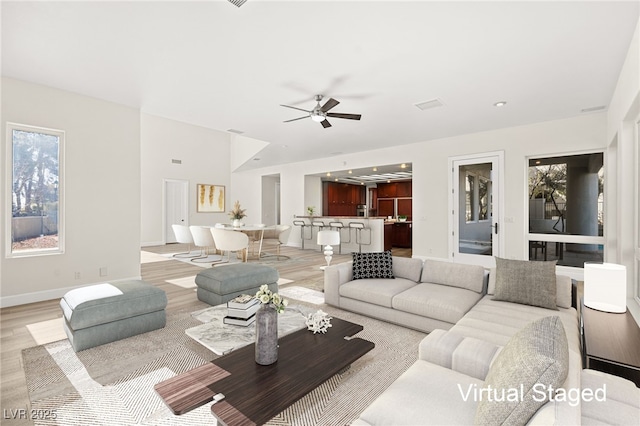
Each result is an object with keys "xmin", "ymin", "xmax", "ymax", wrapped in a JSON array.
[
  {"xmin": 164, "ymin": 251, "xmax": 308, "ymax": 269},
  {"xmin": 22, "ymin": 300, "xmax": 426, "ymax": 425}
]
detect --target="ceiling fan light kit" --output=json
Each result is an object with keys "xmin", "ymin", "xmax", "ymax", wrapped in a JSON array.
[{"xmin": 281, "ymin": 94, "xmax": 361, "ymax": 128}]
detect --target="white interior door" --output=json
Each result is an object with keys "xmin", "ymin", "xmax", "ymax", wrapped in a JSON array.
[
  {"xmin": 450, "ymin": 152, "xmax": 504, "ymax": 267},
  {"xmin": 164, "ymin": 179, "xmax": 189, "ymax": 243}
]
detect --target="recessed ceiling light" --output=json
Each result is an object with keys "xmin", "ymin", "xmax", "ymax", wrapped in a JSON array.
[
  {"xmin": 493, "ymin": 101, "xmax": 507, "ymax": 107},
  {"xmin": 326, "ymin": 172, "xmax": 331, "ymax": 177},
  {"xmin": 372, "ymin": 167, "xmax": 378, "ymax": 172},
  {"xmin": 400, "ymin": 163, "xmax": 407, "ymax": 169},
  {"xmin": 348, "ymin": 170, "xmax": 353, "ymax": 174},
  {"xmin": 281, "ymin": 145, "xmax": 288, "ymax": 148}
]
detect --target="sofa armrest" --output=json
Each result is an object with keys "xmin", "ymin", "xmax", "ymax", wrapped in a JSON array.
[
  {"xmin": 418, "ymin": 329, "xmax": 501, "ymax": 380},
  {"xmin": 323, "ymin": 261, "xmax": 353, "ymax": 307}
]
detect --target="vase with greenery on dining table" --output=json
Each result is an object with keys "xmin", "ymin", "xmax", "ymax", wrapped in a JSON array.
[{"xmin": 229, "ymin": 200, "xmax": 246, "ymax": 228}]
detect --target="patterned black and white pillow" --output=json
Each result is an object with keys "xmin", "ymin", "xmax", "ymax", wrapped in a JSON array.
[{"xmin": 352, "ymin": 251, "xmax": 395, "ymax": 280}]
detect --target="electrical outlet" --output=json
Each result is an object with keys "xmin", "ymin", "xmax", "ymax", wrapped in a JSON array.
[
  {"xmin": 74, "ymin": 272, "xmax": 81, "ymax": 280},
  {"xmin": 99, "ymin": 267, "xmax": 108, "ymax": 277}
]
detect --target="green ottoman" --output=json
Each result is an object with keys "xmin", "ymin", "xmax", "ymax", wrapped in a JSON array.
[
  {"xmin": 60, "ymin": 280, "xmax": 167, "ymax": 352},
  {"xmin": 195, "ymin": 264, "xmax": 279, "ymax": 306}
]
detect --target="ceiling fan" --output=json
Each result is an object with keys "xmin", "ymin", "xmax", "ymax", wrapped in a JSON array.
[{"xmin": 281, "ymin": 95, "xmax": 362, "ymax": 128}]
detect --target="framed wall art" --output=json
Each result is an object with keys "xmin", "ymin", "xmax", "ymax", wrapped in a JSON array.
[{"xmin": 197, "ymin": 184, "xmax": 225, "ymax": 212}]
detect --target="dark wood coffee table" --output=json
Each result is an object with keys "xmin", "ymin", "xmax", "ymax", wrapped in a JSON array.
[{"xmin": 155, "ymin": 317, "xmax": 374, "ymax": 425}]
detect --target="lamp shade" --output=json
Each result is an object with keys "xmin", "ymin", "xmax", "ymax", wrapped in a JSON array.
[
  {"xmin": 317, "ymin": 230, "xmax": 340, "ymax": 246},
  {"xmin": 583, "ymin": 262, "xmax": 627, "ymax": 313}
]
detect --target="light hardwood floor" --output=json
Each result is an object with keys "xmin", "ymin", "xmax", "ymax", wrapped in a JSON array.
[{"xmin": 0, "ymin": 244, "xmax": 410, "ymax": 425}]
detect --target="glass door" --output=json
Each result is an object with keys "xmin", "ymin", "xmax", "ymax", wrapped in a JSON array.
[{"xmin": 451, "ymin": 153, "xmax": 503, "ymax": 267}]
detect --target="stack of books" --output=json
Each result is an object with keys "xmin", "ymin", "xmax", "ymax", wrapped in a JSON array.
[{"xmin": 223, "ymin": 294, "xmax": 260, "ymax": 326}]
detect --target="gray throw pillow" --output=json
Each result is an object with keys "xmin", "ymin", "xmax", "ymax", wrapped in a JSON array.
[
  {"xmin": 352, "ymin": 251, "xmax": 395, "ymax": 280},
  {"xmin": 493, "ymin": 257, "xmax": 558, "ymax": 310},
  {"xmin": 475, "ymin": 316, "xmax": 569, "ymax": 425}
]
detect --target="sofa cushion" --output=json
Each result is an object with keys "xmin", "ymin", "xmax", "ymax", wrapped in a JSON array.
[
  {"xmin": 352, "ymin": 251, "xmax": 395, "ymax": 280},
  {"xmin": 493, "ymin": 257, "xmax": 558, "ymax": 310},
  {"xmin": 475, "ymin": 316, "xmax": 569, "ymax": 425},
  {"xmin": 391, "ymin": 256, "xmax": 423, "ymax": 282},
  {"xmin": 420, "ymin": 259, "xmax": 486, "ymax": 293},
  {"xmin": 357, "ymin": 360, "xmax": 482, "ymax": 426},
  {"xmin": 340, "ymin": 278, "xmax": 416, "ymax": 308},
  {"xmin": 392, "ymin": 283, "xmax": 483, "ymax": 324},
  {"xmin": 488, "ymin": 268, "xmax": 573, "ymax": 309}
]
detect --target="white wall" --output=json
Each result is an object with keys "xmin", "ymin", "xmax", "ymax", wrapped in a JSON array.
[
  {"xmin": 233, "ymin": 114, "xmax": 607, "ymax": 258},
  {"xmin": 140, "ymin": 114, "xmax": 231, "ymax": 245},
  {"xmin": 1, "ymin": 78, "xmax": 141, "ymax": 306},
  {"xmin": 605, "ymin": 18, "xmax": 640, "ymax": 321}
]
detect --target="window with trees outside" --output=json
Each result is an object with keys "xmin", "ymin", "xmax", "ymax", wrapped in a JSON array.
[
  {"xmin": 7, "ymin": 123, "xmax": 64, "ymax": 257},
  {"xmin": 528, "ymin": 152, "xmax": 604, "ymax": 267}
]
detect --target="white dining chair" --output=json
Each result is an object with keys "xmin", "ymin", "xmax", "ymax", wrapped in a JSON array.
[
  {"xmin": 211, "ymin": 228, "xmax": 249, "ymax": 263},
  {"xmin": 189, "ymin": 226, "xmax": 222, "ymax": 263},
  {"xmin": 171, "ymin": 224, "xmax": 198, "ymax": 258},
  {"xmin": 261, "ymin": 225, "xmax": 292, "ymax": 259}
]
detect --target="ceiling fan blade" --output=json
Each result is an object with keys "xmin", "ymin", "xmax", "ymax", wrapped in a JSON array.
[
  {"xmin": 326, "ymin": 112, "xmax": 362, "ymax": 120},
  {"xmin": 321, "ymin": 98, "xmax": 340, "ymax": 112},
  {"xmin": 280, "ymin": 104, "xmax": 311, "ymax": 113},
  {"xmin": 321, "ymin": 119, "xmax": 332, "ymax": 128},
  {"xmin": 283, "ymin": 116, "xmax": 309, "ymax": 123}
]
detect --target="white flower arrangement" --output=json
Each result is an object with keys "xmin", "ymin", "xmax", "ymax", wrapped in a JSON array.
[
  {"xmin": 305, "ymin": 310, "xmax": 333, "ymax": 334},
  {"xmin": 254, "ymin": 285, "xmax": 288, "ymax": 313}
]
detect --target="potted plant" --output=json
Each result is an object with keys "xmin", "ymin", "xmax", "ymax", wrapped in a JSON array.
[
  {"xmin": 398, "ymin": 215, "xmax": 408, "ymax": 222},
  {"xmin": 229, "ymin": 200, "xmax": 246, "ymax": 227},
  {"xmin": 307, "ymin": 206, "xmax": 316, "ymax": 217}
]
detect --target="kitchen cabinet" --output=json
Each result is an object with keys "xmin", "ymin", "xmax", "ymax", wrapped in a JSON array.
[
  {"xmin": 392, "ymin": 222, "xmax": 412, "ymax": 248},
  {"xmin": 397, "ymin": 198, "xmax": 412, "ymax": 220},
  {"xmin": 396, "ymin": 181, "xmax": 412, "ymax": 197},
  {"xmin": 323, "ymin": 182, "xmax": 366, "ymax": 216},
  {"xmin": 378, "ymin": 199, "xmax": 395, "ymax": 217}
]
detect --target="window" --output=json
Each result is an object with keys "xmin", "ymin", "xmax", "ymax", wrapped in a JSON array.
[
  {"xmin": 7, "ymin": 123, "xmax": 64, "ymax": 257},
  {"xmin": 528, "ymin": 152, "xmax": 604, "ymax": 267}
]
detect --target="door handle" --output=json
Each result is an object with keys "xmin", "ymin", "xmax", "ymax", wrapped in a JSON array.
[{"xmin": 492, "ymin": 223, "xmax": 499, "ymax": 234}]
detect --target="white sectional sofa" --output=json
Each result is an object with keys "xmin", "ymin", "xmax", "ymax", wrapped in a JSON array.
[
  {"xmin": 325, "ymin": 256, "xmax": 640, "ymax": 425},
  {"xmin": 324, "ymin": 257, "xmax": 488, "ymax": 333}
]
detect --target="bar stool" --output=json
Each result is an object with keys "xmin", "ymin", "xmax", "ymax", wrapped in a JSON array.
[
  {"xmin": 329, "ymin": 221, "xmax": 347, "ymax": 254},
  {"xmin": 311, "ymin": 220, "xmax": 326, "ymax": 251},
  {"xmin": 293, "ymin": 220, "xmax": 311, "ymax": 249},
  {"xmin": 349, "ymin": 222, "xmax": 371, "ymax": 253}
]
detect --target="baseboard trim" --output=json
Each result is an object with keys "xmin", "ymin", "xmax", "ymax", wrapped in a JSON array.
[{"xmin": 0, "ymin": 275, "xmax": 142, "ymax": 308}]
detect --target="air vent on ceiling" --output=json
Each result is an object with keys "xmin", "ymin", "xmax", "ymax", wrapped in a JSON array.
[
  {"xmin": 414, "ymin": 98, "xmax": 445, "ymax": 111},
  {"xmin": 581, "ymin": 105, "xmax": 607, "ymax": 113},
  {"xmin": 171, "ymin": 159, "xmax": 182, "ymax": 164},
  {"xmin": 227, "ymin": 129, "xmax": 245, "ymax": 134},
  {"xmin": 228, "ymin": 0, "xmax": 247, "ymax": 7}
]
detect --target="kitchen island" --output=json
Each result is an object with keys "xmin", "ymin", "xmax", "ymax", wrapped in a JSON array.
[{"xmin": 291, "ymin": 216, "xmax": 386, "ymax": 253}]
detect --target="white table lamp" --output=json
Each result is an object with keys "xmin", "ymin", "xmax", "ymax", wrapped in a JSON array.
[
  {"xmin": 317, "ymin": 230, "xmax": 340, "ymax": 269},
  {"xmin": 584, "ymin": 262, "xmax": 627, "ymax": 313}
]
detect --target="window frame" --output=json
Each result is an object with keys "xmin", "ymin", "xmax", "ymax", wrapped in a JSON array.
[{"xmin": 5, "ymin": 122, "xmax": 65, "ymax": 258}]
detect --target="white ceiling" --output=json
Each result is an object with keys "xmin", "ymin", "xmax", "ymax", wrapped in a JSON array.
[{"xmin": 2, "ymin": 1, "xmax": 639, "ymax": 172}]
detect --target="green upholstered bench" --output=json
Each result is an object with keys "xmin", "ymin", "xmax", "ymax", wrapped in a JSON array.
[
  {"xmin": 60, "ymin": 280, "xmax": 167, "ymax": 352},
  {"xmin": 195, "ymin": 263, "xmax": 279, "ymax": 306}
]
